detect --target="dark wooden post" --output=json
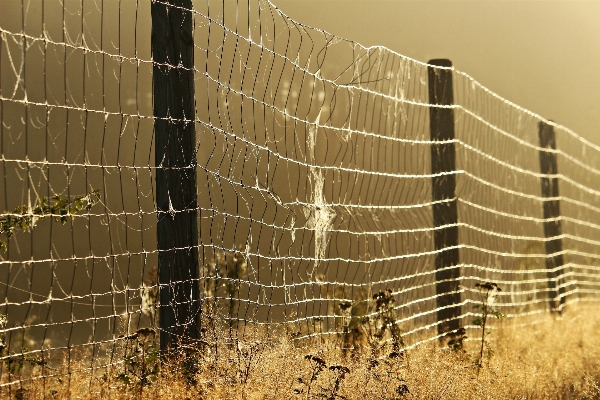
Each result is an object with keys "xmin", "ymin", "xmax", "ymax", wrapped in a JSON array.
[
  {"xmin": 152, "ymin": 0, "xmax": 200, "ymax": 351},
  {"xmin": 427, "ymin": 59, "xmax": 461, "ymax": 336},
  {"xmin": 538, "ymin": 121, "xmax": 565, "ymax": 312}
]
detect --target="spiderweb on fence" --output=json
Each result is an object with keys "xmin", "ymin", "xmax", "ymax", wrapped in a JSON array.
[{"xmin": 0, "ymin": 0, "xmax": 600, "ymax": 389}]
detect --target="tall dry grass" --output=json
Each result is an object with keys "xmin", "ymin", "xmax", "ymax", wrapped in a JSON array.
[{"xmin": 4, "ymin": 303, "xmax": 600, "ymax": 399}]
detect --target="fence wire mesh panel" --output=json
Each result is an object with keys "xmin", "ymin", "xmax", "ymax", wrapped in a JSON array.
[{"xmin": 0, "ymin": 0, "xmax": 599, "ymax": 389}]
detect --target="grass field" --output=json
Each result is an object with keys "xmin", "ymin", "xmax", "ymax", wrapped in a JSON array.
[{"xmin": 4, "ymin": 303, "xmax": 600, "ymax": 399}]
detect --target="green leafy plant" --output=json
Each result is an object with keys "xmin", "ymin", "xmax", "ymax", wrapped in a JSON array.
[
  {"xmin": 338, "ymin": 301, "xmax": 357, "ymax": 359},
  {"xmin": 295, "ymin": 354, "xmax": 327, "ymax": 397},
  {"xmin": 294, "ymin": 355, "xmax": 351, "ymax": 400},
  {"xmin": 338, "ymin": 289, "xmax": 406, "ymax": 359},
  {"xmin": 236, "ymin": 339, "xmax": 264, "ymax": 388},
  {"xmin": 447, "ymin": 327, "xmax": 468, "ymax": 352},
  {"xmin": 203, "ymin": 247, "xmax": 248, "ymax": 330},
  {"xmin": 371, "ymin": 290, "xmax": 405, "ymax": 355},
  {"xmin": 0, "ymin": 315, "xmax": 45, "ymax": 375},
  {"xmin": 472, "ymin": 282, "xmax": 505, "ymax": 369},
  {"xmin": 116, "ymin": 328, "xmax": 159, "ymax": 392},
  {"xmin": 364, "ymin": 352, "xmax": 410, "ymax": 398},
  {"xmin": 176, "ymin": 344, "xmax": 203, "ymax": 387},
  {"xmin": 321, "ymin": 365, "xmax": 350, "ymax": 400},
  {"xmin": 0, "ymin": 189, "xmax": 101, "ymax": 252}
]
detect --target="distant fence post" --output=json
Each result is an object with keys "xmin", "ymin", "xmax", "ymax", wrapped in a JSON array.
[
  {"xmin": 537, "ymin": 121, "xmax": 566, "ymax": 312},
  {"xmin": 427, "ymin": 59, "xmax": 461, "ymax": 337},
  {"xmin": 152, "ymin": 0, "xmax": 200, "ymax": 351}
]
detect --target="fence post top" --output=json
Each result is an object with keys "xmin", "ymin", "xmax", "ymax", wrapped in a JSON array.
[{"xmin": 428, "ymin": 59, "xmax": 453, "ymax": 68}]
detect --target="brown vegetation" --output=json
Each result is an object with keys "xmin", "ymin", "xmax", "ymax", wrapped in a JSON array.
[{"xmin": 3, "ymin": 303, "xmax": 600, "ymax": 399}]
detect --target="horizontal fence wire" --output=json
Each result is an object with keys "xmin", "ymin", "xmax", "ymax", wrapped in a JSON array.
[{"xmin": 0, "ymin": 0, "xmax": 599, "ymax": 389}]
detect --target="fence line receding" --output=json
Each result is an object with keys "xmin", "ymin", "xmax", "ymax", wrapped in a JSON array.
[{"xmin": 0, "ymin": 0, "xmax": 599, "ymax": 389}]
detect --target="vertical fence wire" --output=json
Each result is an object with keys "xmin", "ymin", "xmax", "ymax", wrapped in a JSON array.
[{"xmin": 0, "ymin": 0, "xmax": 598, "ymax": 389}]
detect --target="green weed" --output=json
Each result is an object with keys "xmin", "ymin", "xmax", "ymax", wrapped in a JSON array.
[
  {"xmin": 472, "ymin": 282, "xmax": 505, "ymax": 370},
  {"xmin": 116, "ymin": 328, "xmax": 159, "ymax": 392},
  {"xmin": 0, "ymin": 190, "xmax": 100, "ymax": 252}
]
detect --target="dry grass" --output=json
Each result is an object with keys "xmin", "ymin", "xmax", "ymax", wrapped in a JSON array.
[{"xmin": 5, "ymin": 304, "xmax": 600, "ymax": 399}]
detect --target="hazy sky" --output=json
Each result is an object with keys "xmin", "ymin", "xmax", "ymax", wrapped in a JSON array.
[{"xmin": 271, "ymin": 0, "xmax": 600, "ymax": 144}]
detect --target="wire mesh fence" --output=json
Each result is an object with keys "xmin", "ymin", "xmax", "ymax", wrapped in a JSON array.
[{"xmin": 1, "ymin": 0, "xmax": 599, "ymax": 390}]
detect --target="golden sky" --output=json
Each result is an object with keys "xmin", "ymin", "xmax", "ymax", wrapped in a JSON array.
[{"xmin": 272, "ymin": 0, "xmax": 600, "ymax": 143}]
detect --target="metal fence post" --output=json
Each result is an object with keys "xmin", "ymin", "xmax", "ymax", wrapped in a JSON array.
[
  {"xmin": 152, "ymin": 0, "xmax": 200, "ymax": 351},
  {"xmin": 427, "ymin": 59, "xmax": 461, "ymax": 337},
  {"xmin": 538, "ymin": 121, "xmax": 566, "ymax": 312}
]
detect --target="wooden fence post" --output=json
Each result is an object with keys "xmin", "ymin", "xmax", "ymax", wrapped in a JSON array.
[
  {"xmin": 152, "ymin": 0, "xmax": 200, "ymax": 351},
  {"xmin": 538, "ymin": 121, "xmax": 565, "ymax": 312},
  {"xmin": 427, "ymin": 59, "xmax": 461, "ymax": 336}
]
